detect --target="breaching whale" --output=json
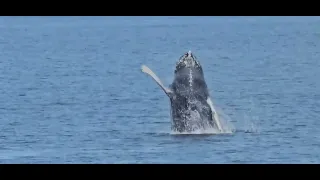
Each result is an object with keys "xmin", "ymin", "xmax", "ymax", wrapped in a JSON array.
[{"xmin": 141, "ymin": 51, "xmax": 222, "ymax": 133}]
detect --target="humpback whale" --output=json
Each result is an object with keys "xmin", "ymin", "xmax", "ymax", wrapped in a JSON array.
[{"xmin": 141, "ymin": 51, "xmax": 222, "ymax": 133}]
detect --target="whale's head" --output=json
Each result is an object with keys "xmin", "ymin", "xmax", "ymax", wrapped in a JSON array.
[{"xmin": 175, "ymin": 50, "xmax": 203, "ymax": 75}]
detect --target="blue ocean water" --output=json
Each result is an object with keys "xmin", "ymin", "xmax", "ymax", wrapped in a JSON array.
[{"xmin": 0, "ymin": 16, "xmax": 319, "ymax": 164}]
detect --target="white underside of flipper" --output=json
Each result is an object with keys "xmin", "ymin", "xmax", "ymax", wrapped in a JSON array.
[
  {"xmin": 206, "ymin": 97, "xmax": 223, "ymax": 132},
  {"xmin": 141, "ymin": 65, "xmax": 173, "ymax": 96}
]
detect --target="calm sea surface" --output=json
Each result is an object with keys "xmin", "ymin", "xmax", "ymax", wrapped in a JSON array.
[{"xmin": 0, "ymin": 16, "xmax": 319, "ymax": 163}]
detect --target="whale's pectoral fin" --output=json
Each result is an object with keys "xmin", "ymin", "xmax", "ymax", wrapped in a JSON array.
[
  {"xmin": 206, "ymin": 97, "xmax": 223, "ymax": 132},
  {"xmin": 141, "ymin": 65, "xmax": 173, "ymax": 98}
]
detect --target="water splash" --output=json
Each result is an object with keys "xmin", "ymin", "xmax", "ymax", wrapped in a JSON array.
[{"xmin": 170, "ymin": 127, "xmax": 221, "ymax": 135}]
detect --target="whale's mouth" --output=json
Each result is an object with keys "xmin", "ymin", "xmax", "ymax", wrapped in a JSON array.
[{"xmin": 176, "ymin": 50, "xmax": 200, "ymax": 69}]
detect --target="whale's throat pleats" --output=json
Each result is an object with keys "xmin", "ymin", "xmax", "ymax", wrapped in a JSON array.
[{"xmin": 188, "ymin": 68, "xmax": 193, "ymax": 91}]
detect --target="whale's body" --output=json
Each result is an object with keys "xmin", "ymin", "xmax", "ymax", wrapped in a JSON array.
[{"xmin": 141, "ymin": 51, "xmax": 222, "ymax": 133}]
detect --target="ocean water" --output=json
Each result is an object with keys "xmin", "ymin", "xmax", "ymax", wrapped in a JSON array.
[{"xmin": 0, "ymin": 16, "xmax": 319, "ymax": 164}]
